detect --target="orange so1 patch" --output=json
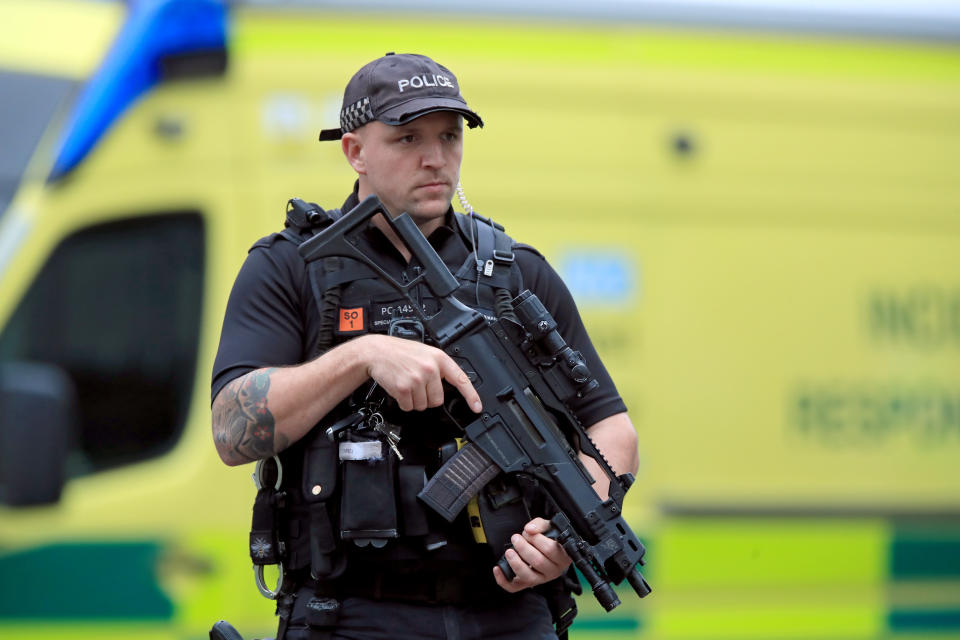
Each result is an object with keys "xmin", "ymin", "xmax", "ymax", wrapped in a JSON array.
[{"xmin": 338, "ymin": 307, "xmax": 365, "ymax": 333}]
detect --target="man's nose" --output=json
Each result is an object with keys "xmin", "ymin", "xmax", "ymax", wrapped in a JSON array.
[{"xmin": 421, "ymin": 140, "xmax": 445, "ymax": 168}]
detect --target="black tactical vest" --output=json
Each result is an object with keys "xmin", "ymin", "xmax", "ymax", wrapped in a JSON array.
[{"xmin": 249, "ymin": 200, "xmax": 534, "ymax": 595}]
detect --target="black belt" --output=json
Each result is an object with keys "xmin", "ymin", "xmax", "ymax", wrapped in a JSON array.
[{"xmin": 313, "ymin": 570, "xmax": 509, "ymax": 606}]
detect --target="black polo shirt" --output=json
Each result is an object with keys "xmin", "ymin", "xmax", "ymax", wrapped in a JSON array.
[{"xmin": 211, "ymin": 188, "xmax": 626, "ymax": 428}]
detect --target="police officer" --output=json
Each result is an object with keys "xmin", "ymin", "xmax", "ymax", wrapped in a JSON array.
[{"xmin": 211, "ymin": 53, "xmax": 639, "ymax": 640}]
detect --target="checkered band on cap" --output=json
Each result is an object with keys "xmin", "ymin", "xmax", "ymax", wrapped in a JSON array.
[
  {"xmin": 340, "ymin": 97, "xmax": 374, "ymax": 134},
  {"xmin": 318, "ymin": 53, "xmax": 483, "ymax": 141}
]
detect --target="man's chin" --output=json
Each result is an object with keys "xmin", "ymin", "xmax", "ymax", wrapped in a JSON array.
[{"xmin": 407, "ymin": 200, "xmax": 451, "ymax": 221}]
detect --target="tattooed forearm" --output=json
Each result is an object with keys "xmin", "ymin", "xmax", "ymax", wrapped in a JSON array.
[{"xmin": 212, "ymin": 368, "xmax": 290, "ymax": 465}]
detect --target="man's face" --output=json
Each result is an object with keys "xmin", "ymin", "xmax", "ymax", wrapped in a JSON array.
[{"xmin": 346, "ymin": 111, "xmax": 463, "ymax": 227}]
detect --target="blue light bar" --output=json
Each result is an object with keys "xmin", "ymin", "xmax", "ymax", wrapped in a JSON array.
[{"xmin": 50, "ymin": 0, "xmax": 227, "ymax": 179}]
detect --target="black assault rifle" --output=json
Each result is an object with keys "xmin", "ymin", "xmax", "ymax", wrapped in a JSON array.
[{"xmin": 298, "ymin": 195, "xmax": 651, "ymax": 610}]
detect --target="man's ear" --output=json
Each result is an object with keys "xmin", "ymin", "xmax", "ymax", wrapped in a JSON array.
[{"xmin": 342, "ymin": 132, "xmax": 366, "ymax": 174}]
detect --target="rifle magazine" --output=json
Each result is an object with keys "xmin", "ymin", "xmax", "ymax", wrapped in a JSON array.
[{"xmin": 418, "ymin": 441, "xmax": 500, "ymax": 522}]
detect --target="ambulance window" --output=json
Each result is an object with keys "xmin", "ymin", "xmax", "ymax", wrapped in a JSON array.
[
  {"xmin": 0, "ymin": 69, "xmax": 77, "ymax": 218},
  {"xmin": 0, "ymin": 213, "xmax": 204, "ymax": 477}
]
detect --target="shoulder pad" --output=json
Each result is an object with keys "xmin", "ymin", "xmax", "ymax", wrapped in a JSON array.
[
  {"xmin": 513, "ymin": 243, "xmax": 544, "ymax": 259},
  {"xmin": 454, "ymin": 211, "xmax": 516, "ymax": 252},
  {"xmin": 453, "ymin": 211, "xmax": 519, "ymax": 291},
  {"xmin": 469, "ymin": 211, "xmax": 506, "ymax": 233},
  {"xmin": 250, "ymin": 232, "xmax": 284, "ymax": 252},
  {"xmin": 453, "ymin": 211, "xmax": 504, "ymax": 240}
]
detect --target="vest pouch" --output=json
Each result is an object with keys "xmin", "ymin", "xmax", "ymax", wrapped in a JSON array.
[
  {"xmin": 301, "ymin": 428, "xmax": 338, "ymax": 503},
  {"xmin": 339, "ymin": 436, "xmax": 399, "ymax": 545},
  {"xmin": 398, "ymin": 465, "xmax": 430, "ymax": 537},
  {"xmin": 300, "ymin": 428, "xmax": 344, "ymax": 579}
]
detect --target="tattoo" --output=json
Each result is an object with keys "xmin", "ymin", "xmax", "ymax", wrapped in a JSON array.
[{"xmin": 212, "ymin": 368, "xmax": 289, "ymax": 464}]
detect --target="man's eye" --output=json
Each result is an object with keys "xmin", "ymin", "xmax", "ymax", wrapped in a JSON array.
[{"xmin": 398, "ymin": 135, "xmax": 416, "ymax": 144}]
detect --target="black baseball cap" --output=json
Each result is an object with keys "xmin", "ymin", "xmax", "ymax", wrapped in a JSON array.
[{"xmin": 318, "ymin": 52, "xmax": 483, "ymax": 141}]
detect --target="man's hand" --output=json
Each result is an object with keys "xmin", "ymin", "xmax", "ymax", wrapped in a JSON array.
[
  {"xmin": 362, "ymin": 334, "xmax": 482, "ymax": 413},
  {"xmin": 492, "ymin": 517, "xmax": 572, "ymax": 592},
  {"xmin": 212, "ymin": 333, "xmax": 482, "ymax": 466}
]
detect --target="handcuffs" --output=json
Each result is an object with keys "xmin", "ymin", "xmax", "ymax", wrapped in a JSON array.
[{"xmin": 253, "ymin": 455, "xmax": 285, "ymax": 599}]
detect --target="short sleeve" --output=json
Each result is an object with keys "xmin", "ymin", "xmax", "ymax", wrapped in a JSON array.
[
  {"xmin": 211, "ymin": 237, "xmax": 310, "ymax": 403},
  {"xmin": 514, "ymin": 246, "xmax": 628, "ymax": 427}
]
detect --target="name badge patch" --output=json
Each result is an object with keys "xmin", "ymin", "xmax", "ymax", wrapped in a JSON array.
[
  {"xmin": 371, "ymin": 302, "xmax": 419, "ymax": 332},
  {"xmin": 338, "ymin": 307, "xmax": 365, "ymax": 333}
]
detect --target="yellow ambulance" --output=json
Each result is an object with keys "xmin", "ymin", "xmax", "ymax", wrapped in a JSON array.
[{"xmin": 1, "ymin": 1, "xmax": 958, "ymax": 638}]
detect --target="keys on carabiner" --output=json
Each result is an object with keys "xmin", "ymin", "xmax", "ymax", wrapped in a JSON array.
[
  {"xmin": 327, "ymin": 383, "xmax": 386, "ymax": 441},
  {"xmin": 368, "ymin": 412, "xmax": 403, "ymax": 460},
  {"xmin": 325, "ymin": 409, "xmax": 365, "ymax": 441}
]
